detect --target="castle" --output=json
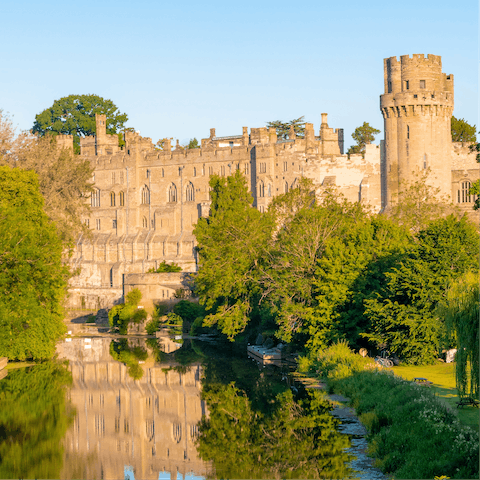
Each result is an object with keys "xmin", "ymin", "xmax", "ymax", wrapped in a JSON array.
[{"xmin": 65, "ymin": 54, "xmax": 479, "ymax": 310}]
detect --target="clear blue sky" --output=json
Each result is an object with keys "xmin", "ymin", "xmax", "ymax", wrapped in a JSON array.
[{"xmin": 1, "ymin": 0, "xmax": 477, "ymax": 149}]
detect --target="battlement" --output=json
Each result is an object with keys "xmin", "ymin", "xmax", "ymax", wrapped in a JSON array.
[{"xmin": 386, "ymin": 54, "xmax": 442, "ymax": 67}]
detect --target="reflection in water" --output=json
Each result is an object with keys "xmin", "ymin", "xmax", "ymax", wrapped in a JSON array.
[
  {"xmin": 0, "ymin": 336, "xmax": 356, "ymax": 479},
  {"xmin": 57, "ymin": 336, "xmax": 207, "ymax": 480},
  {"xmin": 195, "ymin": 343, "xmax": 353, "ymax": 479},
  {"xmin": 0, "ymin": 362, "xmax": 74, "ymax": 479}
]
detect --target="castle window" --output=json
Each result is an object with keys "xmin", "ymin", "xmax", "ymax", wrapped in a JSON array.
[
  {"xmin": 420, "ymin": 80, "xmax": 426, "ymax": 89},
  {"xmin": 85, "ymin": 218, "xmax": 90, "ymax": 227},
  {"xmin": 161, "ymin": 168, "xmax": 164, "ymax": 178},
  {"xmin": 405, "ymin": 80, "xmax": 409, "ymax": 90},
  {"xmin": 119, "ymin": 191, "xmax": 125, "ymax": 206},
  {"xmin": 267, "ymin": 184, "xmax": 272, "ymax": 197},
  {"xmin": 259, "ymin": 205, "xmax": 264, "ymax": 213},
  {"xmin": 168, "ymin": 184, "xmax": 177, "ymax": 203},
  {"xmin": 388, "ymin": 81, "xmax": 392, "ymax": 93},
  {"xmin": 91, "ymin": 188, "xmax": 100, "ymax": 207},
  {"xmin": 141, "ymin": 185, "xmax": 150, "ymax": 205},
  {"xmin": 151, "ymin": 219, "xmax": 155, "ymax": 228},
  {"xmin": 96, "ymin": 219, "xmax": 101, "ymax": 230},
  {"xmin": 113, "ymin": 219, "xmax": 117, "ymax": 229},
  {"xmin": 186, "ymin": 182, "xmax": 194, "ymax": 202},
  {"xmin": 221, "ymin": 165, "xmax": 225, "ymax": 176},
  {"xmin": 285, "ymin": 182, "xmax": 289, "ymax": 193},
  {"xmin": 259, "ymin": 162, "xmax": 266, "ymax": 173},
  {"xmin": 414, "ymin": 94, "xmax": 418, "ymax": 99},
  {"xmin": 193, "ymin": 167, "xmax": 196, "ymax": 177},
  {"xmin": 147, "ymin": 169, "xmax": 150, "ymax": 178},
  {"xmin": 110, "ymin": 192, "xmax": 116, "ymax": 207},
  {"xmin": 283, "ymin": 161, "xmax": 288, "ymax": 172},
  {"xmin": 244, "ymin": 163, "xmax": 249, "ymax": 175},
  {"xmin": 142, "ymin": 216, "xmax": 148, "ymax": 228},
  {"xmin": 258, "ymin": 181, "xmax": 265, "ymax": 198},
  {"xmin": 208, "ymin": 166, "xmax": 213, "ymax": 175},
  {"xmin": 459, "ymin": 181, "xmax": 472, "ymax": 203},
  {"xmin": 407, "ymin": 125, "xmax": 410, "ymax": 139}
]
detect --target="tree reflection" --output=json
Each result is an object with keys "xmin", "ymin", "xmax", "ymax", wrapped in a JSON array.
[
  {"xmin": 196, "ymin": 352, "xmax": 352, "ymax": 479},
  {"xmin": 0, "ymin": 362, "xmax": 74, "ymax": 479}
]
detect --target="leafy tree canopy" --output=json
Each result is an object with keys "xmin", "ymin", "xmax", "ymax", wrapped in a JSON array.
[
  {"xmin": 32, "ymin": 94, "xmax": 128, "ymax": 154},
  {"xmin": 185, "ymin": 137, "xmax": 199, "ymax": 149},
  {"xmin": 0, "ymin": 166, "xmax": 68, "ymax": 360},
  {"xmin": 451, "ymin": 116, "xmax": 476, "ymax": 143},
  {"xmin": 266, "ymin": 116, "xmax": 306, "ymax": 140},
  {"xmin": 347, "ymin": 122, "xmax": 380, "ymax": 156}
]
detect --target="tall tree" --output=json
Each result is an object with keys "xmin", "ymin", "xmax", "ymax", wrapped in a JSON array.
[
  {"xmin": 193, "ymin": 170, "xmax": 273, "ymax": 338},
  {"xmin": 347, "ymin": 122, "xmax": 380, "ymax": 156},
  {"xmin": 451, "ymin": 116, "xmax": 476, "ymax": 143},
  {"xmin": 0, "ymin": 111, "xmax": 93, "ymax": 245},
  {"xmin": 32, "ymin": 94, "xmax": 128, "ymax": 154},
  {"xmin": 0, "ymin": 166, "xmax": 69, "ymax": 360},
  {"xmin": 266, "ymin": 116, "xmax": 306, "ymax": 140}
]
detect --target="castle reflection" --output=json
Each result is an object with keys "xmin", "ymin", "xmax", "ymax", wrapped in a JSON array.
[{"xmin": 57, "ymin": 337, "xmax": 209, "ymax": 480}]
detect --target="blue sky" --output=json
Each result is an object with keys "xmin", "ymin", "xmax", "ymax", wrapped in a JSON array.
[{"xmin": 1, "ymin": 0, "xmax": 477, "ymax": 149}]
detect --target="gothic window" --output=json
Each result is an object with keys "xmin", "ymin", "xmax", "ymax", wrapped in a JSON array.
[
  {"xmin": 110, "ymin": 191, "xmax": 115, "ymax": 207},
  {"xmin": 168, "ymin": 184, "xmax": 177, "ymax": 203},
  {"xmin": 244, "ymin": 163, "xmax": 249, "ymax": 175},
  {"xmin": 186, "ymin": 182, "xmax": 194, "ymax": 202},
  {"xmin": 141, "ymin": 185, "xmax": 150, "ymax": 205},
  {"xmin": 259, "ymin": 162, "xmax": 266, "ymax": 173},
  {"xmin": 142, "ymin": 216, "xmax": 148, "ymax": 228},
  {"xmin": 146, "ymin": 169, "xmax": 150, "ymax": 178},
  {"xmin": 267, "ymin": 184, "xmax": 272, "ymax": 197},
  {"xmin": 173, "ymin": 423, "xmax": 182, "ymax": 443},
  {"xmin": 91, "ymin": 188, "xmax": 100, "ymax": 207},
  {"xmin": 458, "ymin": 181, "xmax": 472, "ymax": 203},
  {"xmin": 96, "ymin": 219, "xmax": 101, "ymax": 230},
  {"xmin": 283, "ymin": 161, "xmax": 288, "ymax": 172},
  {"xmin": 119, "ymin": 191, "xmax": 125, "ymax": 206},
  {"xmin": 285, "ymin": 181, "xmax": 289, "ymax": 193},
  {"xmin": 258, "ymin": 181, "xmax": 265, "ymax": 198}
]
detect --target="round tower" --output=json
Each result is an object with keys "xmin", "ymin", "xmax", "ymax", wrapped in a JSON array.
[{"xmin": 380, "ymin": 54, "xmax": 454, "ymax": 207}]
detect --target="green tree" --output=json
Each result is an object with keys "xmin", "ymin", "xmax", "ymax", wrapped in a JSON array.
[
  {"xmin": 32, "ymin": 94, "xmax": 128, "ymax": 154},
  {"xmin": 194, "ymin": 170, "xmax": 273, "ymax": 339},
  {"xmin": 185, "ymin": 137, "xmax": 200, "ymax": 149},
  {"xmin": 347, "ymin": 122, "xmax": 380, "ymax": 156},
  {"xmin": 362, "ymin": 216, "xmax": 479, "ymax": 364},
  {"xmin": 0, "ymin": 362, "xmax": 74, "ymax": 479},
  {"xmin": 451, "ymin": 116, "xmax": 476, "ymax": 143},
  {"xmin": 0, "ymin": 166, "xmax": 68, "ymax": 360},
  {"xmin": 266, "ymin": 116, "xmax": 306, "ymax": 140},
  {"xmin": 147, "ymin": 260, "xmax": 182, "ymax": 273},
  {"xmin": 437, "ymin": 272, "xmax": 479, "ymax": 399}
]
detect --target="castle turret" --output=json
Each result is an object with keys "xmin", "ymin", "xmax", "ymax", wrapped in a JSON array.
[{"xmin": 380, "ymin": 54, "xmax": 454, "ymax": 207}]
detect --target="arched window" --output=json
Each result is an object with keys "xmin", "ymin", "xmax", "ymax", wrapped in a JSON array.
[
  {"xmin": 110, "ymin": 191, "xmax": 115, "ymax": 207},
  {"xmin": 267, "ymin": 184, "xmax": 272, "ymax": 197},
  {"xmin": 285, "ymin": 181, "xmax": 289, "ymax": 193},
  {"xmin": 186, "ymin": 182, "xmax": 194, "ymax": 202},
  {"xmin": 142, "ymin": 216, "xmax": 148, "ymax": 228},
  {"xmin": 458, "ymin": 181, "xmax": 472, "ymax": 203},
  {"xmin": 141, "ymin": 185, "xmax": 150, "ymax": 205},
  {"xmin": 119, "ymin": 191, "xmax": 125, "ymax": 206},
  {"xmin": 258, "ymin": 181, "xmax": 265, "ymax": 198},
  {"xmin": 168, "ymin": 184, "xmax": 177, "ymax": 203},
  {"xmin": 91, "ymin": 188, "xmax": 100, "ymax": 207}
]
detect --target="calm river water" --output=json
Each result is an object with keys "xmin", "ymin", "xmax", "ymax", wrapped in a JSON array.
[{"xmin": 0, "ymin": 335, "xmax": 365, "ymax": 479}]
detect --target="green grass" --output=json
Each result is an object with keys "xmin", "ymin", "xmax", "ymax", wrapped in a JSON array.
[{"xmin": 389, "ymin": 362, "xmax": 479, "ymax": 429}]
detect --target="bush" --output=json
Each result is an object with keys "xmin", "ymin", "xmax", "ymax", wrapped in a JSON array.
[
  {"xmin": 146, "ymin": 318, "xmax": 160, "ymax": 335},
  {"xmin": 132, "ymin": 308, "xmax": 147, "ymax": 324},
  {"xmin": 125, "ymin": 288, "xmax": 142, "ymax": 306},
  {"xmin": 147, "ymin": 261, "xmax": 181, "ymax": 273}
]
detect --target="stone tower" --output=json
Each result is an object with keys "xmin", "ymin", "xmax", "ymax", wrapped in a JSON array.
[{"xmin": 380, "ymin": 54, "xmax": 454, "ymax": 207}]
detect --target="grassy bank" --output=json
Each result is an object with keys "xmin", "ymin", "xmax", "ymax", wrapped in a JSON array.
[{"xmin": 303, "ymin": 342, "xmax": 479, "ymax": 479}]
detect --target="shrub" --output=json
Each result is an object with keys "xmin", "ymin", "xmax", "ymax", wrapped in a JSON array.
[
  {"xmin": 147, "ymin": 261, "xmax": 181, "ymax": 273},
  {"xmin": 146, "ymin": 318, "xmax": 160, "ymax": 335},
  {"xmin": 125, "ymin": 288, "xmax": 142, "ymax": 306},
  {"xmin": 131, "ymin": 308, "xmax": 147, "ymax": 324}
]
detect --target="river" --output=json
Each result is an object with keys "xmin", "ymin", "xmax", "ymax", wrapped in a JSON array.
[{"xmin": 0, "ymin": 334, "xmax": 383, "ymax": 479}]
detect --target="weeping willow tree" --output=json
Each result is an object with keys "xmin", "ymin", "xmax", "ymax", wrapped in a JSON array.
[{"xmin": 438, "ymin": 272, "xmax": 479, "ymax": 399}]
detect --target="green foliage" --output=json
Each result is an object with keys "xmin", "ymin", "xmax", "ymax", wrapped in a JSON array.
[
  {"xmin": 185, "ymin": 138, "xmax": 199, "ymax": 149},
  {"xmin": 313, "ymin": 340, "xmax": 373, "ymax": 380},
  {"xmin": 145, "ymin": 318, "xmax": 160, "ymax": 335},
  {"xmin": 32, "ymin": 94, "xmax": 128, "ymax": 154},
  {"xmin": 0, "ymin": 166, "xmax": 68, "ymax": 360},
  {"xmin": 266, "ymin": 116, "xmax": 306, "ymax": 139},
  {"xmin": 437, "ymin": 272, "xmax": 479, "ymax": 399},
  {"xmin": 0, "ymin": 362, "xmax": 74, "ymax": 479},
  {"xmin": 451, "ymin": 116, "xmax": 476, "ymax": 143},
  {"xmin": 347, "ymin": 121, "xmax": 380, "ymax": 156},
  {"xmin": 147, "ymin": 260, "xmax": 182, "ymax": 273},
  {"xmin": 332, "ymin": 370, "xmax": 479, "ymax": 479},
  {"xmin": 173, "ymin": 300, "xmax": 205, "ymax": 323},
  {"xmin": 194, "ymin": 170, "xmax": 273, "ymax": 339},
  {"xmin": 362, "ymin": 216, "xmax": 479, "ymax": 364},
  {"xmin": 125, "ymin": 287, "xmax": 142, "ymax": 306}
]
